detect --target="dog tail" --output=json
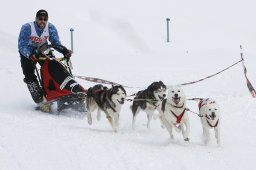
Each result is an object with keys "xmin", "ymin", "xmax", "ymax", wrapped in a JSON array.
[{"xmin": 131, "ymin": 103, "xmax": 139, "ymax": 117}]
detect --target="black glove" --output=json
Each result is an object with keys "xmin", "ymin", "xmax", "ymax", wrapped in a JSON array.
[
  {"xmin": 62, "ymin": 47, "xmax": 72, "ymax": 59},
  {"xmin": 53, "ymin": 45, "xmax": 72, "ymax": 60}
]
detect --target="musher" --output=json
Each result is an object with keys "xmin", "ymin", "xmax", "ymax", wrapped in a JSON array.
[{"xmin": 18, "ymin": 9, "xmax": 72, "ymax": 112}]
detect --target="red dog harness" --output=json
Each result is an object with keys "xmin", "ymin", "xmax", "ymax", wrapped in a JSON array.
[
  {"xmin": 198, "ymin": 98, "xmax": 209, "ymax": 110},
  {"xmin": 171, "ymin": 108, "xmax": 186, "ymax": 123}
]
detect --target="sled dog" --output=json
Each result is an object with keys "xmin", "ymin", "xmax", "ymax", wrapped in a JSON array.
[
  {"xmin": 86, "ymin": 84, "xmax": 126, "ymax": 132},
  {"xmin": 159, "ymin": 86, "xmax": 190, "ymax": 141},
  {"xmin": 131, "ymin": 81, "xmax": 166, "ymax": 129},
  {"xmin": 198, "ymin": 98, "xmax": 220, "ymax": 144}
]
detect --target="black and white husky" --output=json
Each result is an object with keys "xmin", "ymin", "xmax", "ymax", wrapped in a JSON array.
[
  {"xmin": 159, "ymin": 86, "xmax": 190, "ymax": 141},
  {"xmin": 131, "ymin": 81, "xmax": 166, "ymax": 129},
  {"xmin": 86, "ymin": 84, "xmax": 126, "ymax": 132}
]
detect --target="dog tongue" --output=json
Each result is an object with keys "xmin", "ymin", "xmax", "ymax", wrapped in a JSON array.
[{"xmin": 173, "ymin": 98, "xmax": 180, "ymax": 105}]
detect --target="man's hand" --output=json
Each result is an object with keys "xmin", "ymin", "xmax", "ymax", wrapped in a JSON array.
[
  {"xmin": 63, "ymin": 49, "xmax": 72, "ymax": 58},
  {"xmin": 30, "ymin": 53, "xmax": 40, "ymax": 62},
  {"xmin": 52, "ymin": 45, "xmax": 72, "ymax": 60},
  {"xmin": 62, "ymin": 49, "xmax": 72, "ymax": 62}
]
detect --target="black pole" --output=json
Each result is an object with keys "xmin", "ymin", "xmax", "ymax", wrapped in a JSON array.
[
  {"xmin": 67, "ymin": 28, "xmax": 74, "ymax": 76},
  {"xmin": 166, "ymin": 18, "xmax": 170, "ymax": 42},
  {"xmin": 70, "ymin": 28, "xmax": 74, "ymax": 52}
]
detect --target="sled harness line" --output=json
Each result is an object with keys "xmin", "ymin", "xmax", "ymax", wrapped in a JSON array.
[
  {"xmin": 176, "ymin": 45, "xmax": 256, "ymax": 98},
  {"xmin": 126, "ymin": 98, "xmax": 159, "ymax": 103},
  {"xmin": 185, "ymin": 108, "xmax": 203, "ymax": 118},
  {"xmin": 52, "ymin": 45, "xmax": 255, "ymax": 98},
  {"xmin": 175, "ymin": 59, "xmax": 243, "ymax": 87},
  {"xmin": 75, "ymin": 55, "xmax": 242, "ymax": 89},
  {"xmin": 75, "ymin": 76, "xmax": 143, "ymax": 89}
]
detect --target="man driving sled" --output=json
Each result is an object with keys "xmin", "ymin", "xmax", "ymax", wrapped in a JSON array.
[{"xmin": 18, "ymin": 9, "xmax": 72, "ymax": 112}]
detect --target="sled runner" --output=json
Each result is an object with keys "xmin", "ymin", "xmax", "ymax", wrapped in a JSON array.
[{"xmin": 35, "ymin": 43, "xmax": 87, "ymax": 113}]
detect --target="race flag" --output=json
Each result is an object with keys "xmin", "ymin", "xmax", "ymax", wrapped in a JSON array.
[{"xmin": 240, "ymin": 45, "xmax": 256, "ymax": 98}]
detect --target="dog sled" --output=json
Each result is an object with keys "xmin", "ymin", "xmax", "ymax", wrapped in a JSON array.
[{"xmin": 35, "ymin": 43, "xmax": 87, "ymax": 113}]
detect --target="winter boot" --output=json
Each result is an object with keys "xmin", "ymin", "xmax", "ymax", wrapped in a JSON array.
[{"xmin": 25, "ymin": 79, "xmax": 43, "ymax": 104}]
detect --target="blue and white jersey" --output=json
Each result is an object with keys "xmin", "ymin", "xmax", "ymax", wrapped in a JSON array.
[
  {"xmin": 18, "ymin": 21, "xmax": 62, "ymax": 58},
  {"xmin": 29, "ymin": 22, "xmax": 49, "ymax": 45}
]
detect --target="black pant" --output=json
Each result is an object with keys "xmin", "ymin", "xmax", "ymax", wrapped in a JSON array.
[
  {"xmin": 20, "ymin": 54, "xmax": 38, "ymax": 82},
  {"xmin": 20, "ymin": 53, "xmax": 43, "ymax": 103}
]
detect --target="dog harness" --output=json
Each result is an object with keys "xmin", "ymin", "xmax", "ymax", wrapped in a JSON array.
[
  {"xmin": 105, "ymin": 95, "xmax": 117, "ymax": 113},
  {"xmin": 198, "ymin": 98, "xmax": 216, "ymax": 110},
  {"xmin": 171, "ymin": 108, "xmax": 186, "ymax": 124},
  {"xmin": 198, "ymin": 98, "xmax": 208, "ymax": 110},
  {"xmin": 146, "ymin": 99, "xmax": 159, "ymax": 109},
  {"xmin": 206, "ymin": 119, "xmax": 219, "ymax": 128}
]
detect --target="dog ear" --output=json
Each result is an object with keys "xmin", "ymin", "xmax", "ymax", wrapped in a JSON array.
[
  {"xmin": 159, "ymin": 81, "xmax": 166, "ymax": 89},
  {"xmin": 148, "ymin": 82, "xmax": 156, "ymax": 90},
  {"xmin": 121, "ymin": 86, "xmax": 126, "ymax": 95}
]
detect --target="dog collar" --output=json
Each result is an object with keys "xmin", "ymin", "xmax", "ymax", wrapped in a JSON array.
[
  {"xmin": 105, "ymin": 95, "xmax": 117, "ymax": 113},
  {"xmin": 171, "ymin": 108, "xmax": 186, "ymax": 124},
  {"xmin": 206, "ymin": 119, "xmax": 219, "ymax": 128}
]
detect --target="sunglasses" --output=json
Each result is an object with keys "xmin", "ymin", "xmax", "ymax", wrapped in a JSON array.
[{"xmin": 38, "ymin": 17, "xmax": 48, "ymax": 21}]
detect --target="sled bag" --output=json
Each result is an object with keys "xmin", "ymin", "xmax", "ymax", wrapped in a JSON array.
[{"xmin": 41, "ymin": 60, "xmax": 86, "ymax": 101}]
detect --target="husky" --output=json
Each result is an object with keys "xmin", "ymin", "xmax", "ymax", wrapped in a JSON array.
[
  {"xmin": 198, "ymin": 98, "xmax": 220, "ymax": 144},
  {"xmin": 131, "ymin": 81, "xmax": 166, "ymax": 129},
  {"xmin": 159, "ymin": 86, "xmax": 190, "ymax": 141},
  {"xmin": 86, "ymin": 84, "xmax": 126, "ymax": 132}
]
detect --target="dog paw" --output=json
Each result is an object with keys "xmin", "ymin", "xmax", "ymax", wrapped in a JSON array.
[
  {"xmin": 87, "ymin": 117, "xmax": 92, "ymax": 125},
  {"xmin": 217, "ymin": 140, "xmax": 220, "ymax": 145},
  {"xmin": 184, "ymin": 138, "xmax": 190, "ymax": 142}
]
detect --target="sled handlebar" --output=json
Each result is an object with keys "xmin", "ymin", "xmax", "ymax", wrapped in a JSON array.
[{"xmin": 38, "ymin": 56, "xmax": 66, "ymax": 61}]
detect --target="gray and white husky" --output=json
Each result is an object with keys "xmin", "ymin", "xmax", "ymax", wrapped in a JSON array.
[
  {"xmin": 131, "ymin": 81, "xmax": 166, "ymax": 129},
  {"xmin": 86, "ymin": 84, "xmax": 126, "ymax": 132}
]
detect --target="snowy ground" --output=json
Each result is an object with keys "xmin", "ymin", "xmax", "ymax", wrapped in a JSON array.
[{"xmin": 1, "ymin": 0, "xmax": 256, "ymax": 170}]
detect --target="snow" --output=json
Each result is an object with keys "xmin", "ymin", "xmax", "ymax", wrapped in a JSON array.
[{"xmin": 1, "ymin": 0, "xmax": 256, "ymax": 169}]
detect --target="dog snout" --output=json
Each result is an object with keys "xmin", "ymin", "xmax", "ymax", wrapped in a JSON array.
[
  {"xmin": 174, "ymin": 93, "xmax": 178, "ymax": 98},
  {"xmin": 211, "ymin": 112, "xmax": 216, "ymax": 118},
  {"xmin": 163, "ymin": 94, "xmax": 166, "ymax": 98},
  {"xmin": 121, "ymin": 98, "xmax": 125, "ymax": 102}
]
